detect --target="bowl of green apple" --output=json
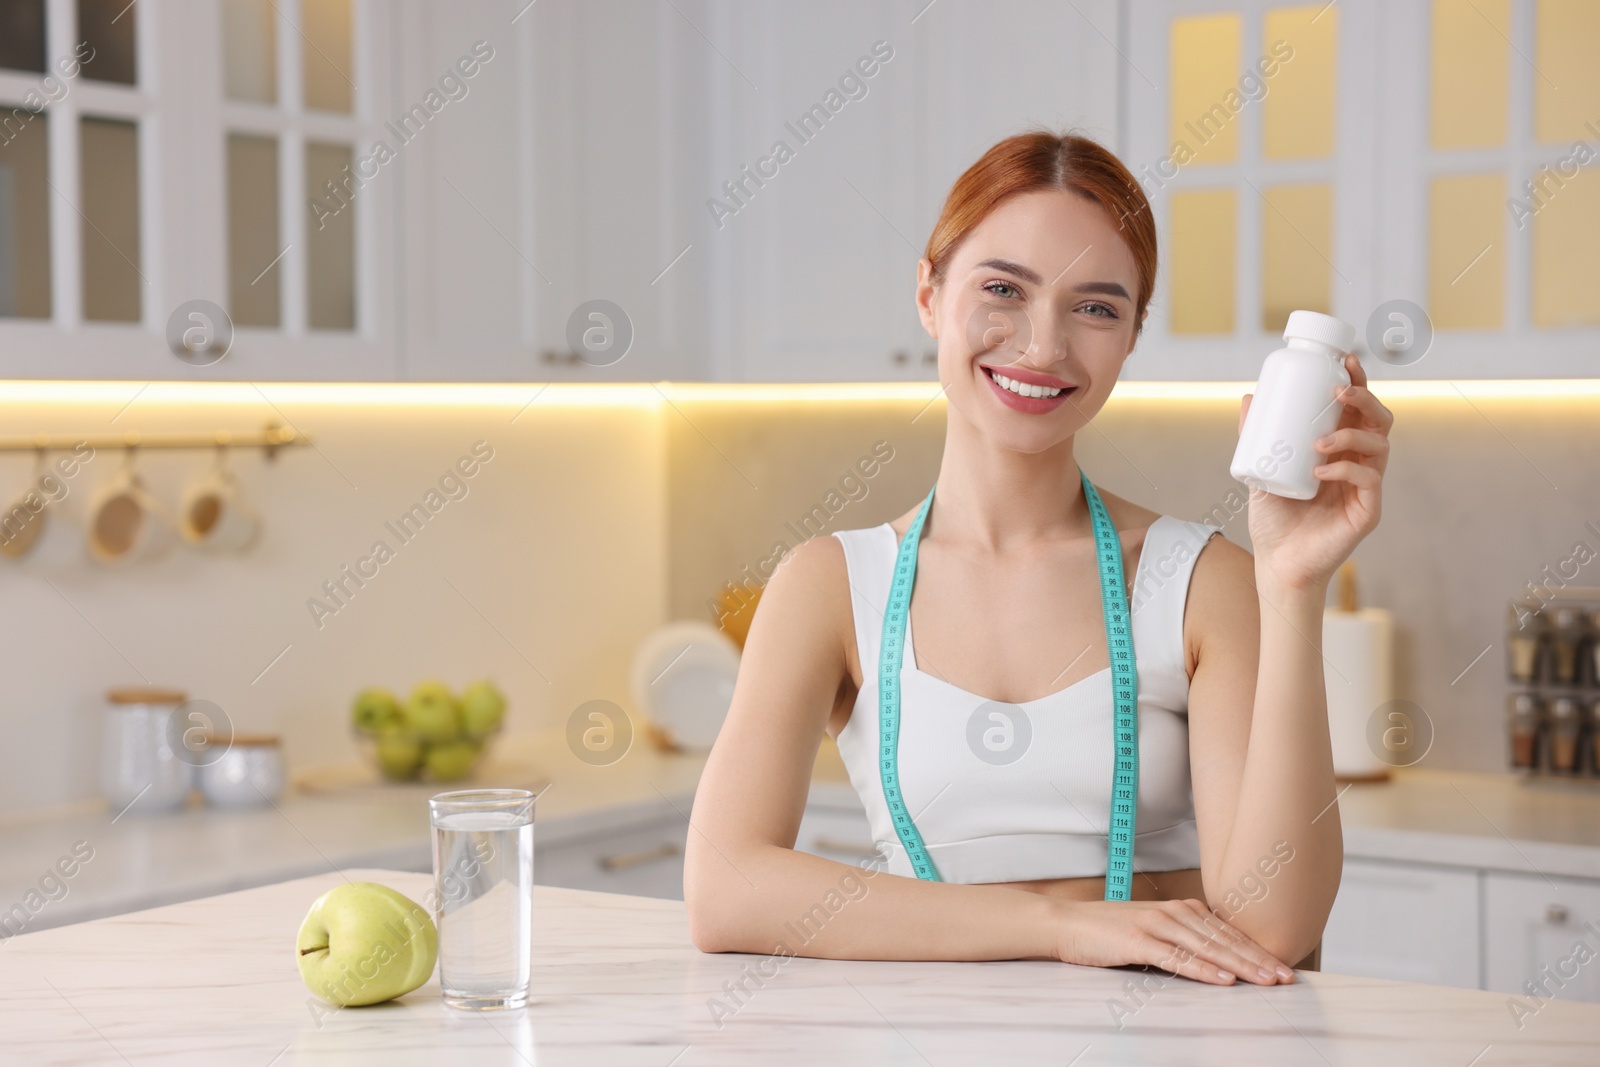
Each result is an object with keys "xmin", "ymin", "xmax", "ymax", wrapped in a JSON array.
[{"xmin": 350, "ymin": 679, "xmax": 507, "ymax": 783}]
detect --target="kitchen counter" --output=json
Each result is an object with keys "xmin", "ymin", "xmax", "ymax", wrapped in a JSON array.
[
  {"xmin": 2, "ymin": 868, "xmax": 1596, "ymax": 1066},
  {"xmin": 6, "ymin": 731, "xmax": 1600, "ymax": 939},
  {"xmin": 0, "ymin": 731, "xmax": 708, "ymax": 934}
]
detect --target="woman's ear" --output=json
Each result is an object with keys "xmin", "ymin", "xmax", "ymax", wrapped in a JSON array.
[{"xmin": 916, "ymin": 258, "xmax": 939, "ymax": 339}]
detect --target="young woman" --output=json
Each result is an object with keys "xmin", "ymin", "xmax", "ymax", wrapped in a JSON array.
[{"xmin": 684, "ymin": 131, "xmax": 1392, "ymax": 986}]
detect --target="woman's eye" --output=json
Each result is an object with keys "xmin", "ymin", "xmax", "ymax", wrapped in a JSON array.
[
  {"xmin": 1081, "ymin": 302, "xmax": 1117, "ymax": 318},
  {"xmin": 982, "ymin": 281, "xmax": 1019, "ymax": 300}
]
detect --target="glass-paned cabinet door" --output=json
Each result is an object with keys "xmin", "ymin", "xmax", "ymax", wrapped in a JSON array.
[
  {"xmin": 1375, "ymin": 0, "xmax": 1600, "ymax": 377},
  {"xmin": 0, "ymin": 0, "xmax": 396, "ymax": 380},
  {"xmin": 1125, "ymin": 1, "xmax": 1378, "ymax": 380}
]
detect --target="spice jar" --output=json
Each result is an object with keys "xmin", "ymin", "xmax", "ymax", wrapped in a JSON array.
[
  {"xmin": 1548, "ymin": 696, "xmax": 1582, "ymax": 773},
  {"xmin": 1507, "ymin": 692, "xmax": 1543, "ymax": 769},
  {"xmin": 1549, "ymin": 607, "xmax": 1586, "ymax": 686},
  {"xmin": 1506, "ymin": 601, "xmax": 1545, "ymax": 684}
]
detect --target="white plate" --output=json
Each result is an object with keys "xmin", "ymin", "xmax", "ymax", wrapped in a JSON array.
[{"xmin": 630, "ymin": 621, "xmax": 741, "ymax": 750}]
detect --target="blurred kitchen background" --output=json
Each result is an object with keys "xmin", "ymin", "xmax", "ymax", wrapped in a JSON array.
[{"xmin": 2, "ymin": 0, "xmax": 1600, "ymax": 1003}]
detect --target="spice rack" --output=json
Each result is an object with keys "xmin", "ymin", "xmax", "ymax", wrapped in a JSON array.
[{"xmin": 1506, "ymin": 588, "xmax": 1600, "ymax": 779}]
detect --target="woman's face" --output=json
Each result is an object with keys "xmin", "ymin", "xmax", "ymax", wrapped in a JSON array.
[{"xmin": 917, "ymin": 188, "xmax": 1142, "ymax": 454}]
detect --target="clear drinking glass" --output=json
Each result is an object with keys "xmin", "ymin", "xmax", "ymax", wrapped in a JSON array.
[{"xmin": 429, "ymin": 789, "xmax": 536, "ymax": 1010}]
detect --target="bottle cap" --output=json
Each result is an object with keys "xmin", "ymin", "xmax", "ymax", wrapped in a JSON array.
[{"xmin": 1283, "ymin": 310, "xmax": 1356, "ymax": 354}]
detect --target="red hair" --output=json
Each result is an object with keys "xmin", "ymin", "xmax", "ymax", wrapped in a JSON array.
[{"xmin": 924, "ymin": 130, "xmax": 1158, "ymax": 332}]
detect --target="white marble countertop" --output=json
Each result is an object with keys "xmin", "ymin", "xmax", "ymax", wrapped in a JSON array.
[{"xmin": 2, "ymin": 867, "xmax": 1596, "ymax": 1066}]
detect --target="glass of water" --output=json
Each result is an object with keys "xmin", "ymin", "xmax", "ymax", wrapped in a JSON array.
[{"xmin": 429, "ymin": 789, "xmax": 536, "ymax": 1010}]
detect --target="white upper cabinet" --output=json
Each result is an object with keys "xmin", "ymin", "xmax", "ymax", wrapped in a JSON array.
[
  {"xmin": 704, "ymin": 0, "xmax": 1121, "ymax": 382},
  {"xmin": 3, "ymin": 1, "xmax": 1595, "ymax": 382},
  {"xmin": 397, "ymin": 0, "xmax": 705, "ymax": 382},
  {"xmin": 0, "ymin": 0, "xmax": 399, "ymax": 381}
]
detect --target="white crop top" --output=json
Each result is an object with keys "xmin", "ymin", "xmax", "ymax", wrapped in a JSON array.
[{"xmin": 830, "ymin": 514, "xmax": 1225, "ymax": 884}]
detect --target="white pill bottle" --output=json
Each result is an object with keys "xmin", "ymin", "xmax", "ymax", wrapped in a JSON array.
[{"xmin": 1229, "ymin": 310, "xmax": 1357, "ymax": 500}]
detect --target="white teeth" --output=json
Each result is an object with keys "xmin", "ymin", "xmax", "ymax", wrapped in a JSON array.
[{"xmin": 989, "ymin": 370, "xmax": 1064, "ymax": 399}]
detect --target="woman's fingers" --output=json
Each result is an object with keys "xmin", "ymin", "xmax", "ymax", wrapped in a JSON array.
[
  {"xmin": 1315, "ymin": 426, "xmax": 1389, "ymax": 463},
  {"xmin": 1135, "ymin": 932, "xmax": 1240, "ymax": 985},
  {"xmin": 1335, "ymin": 382, "xmax": 1393, "ymax": 432},
  {"xmin": 1155, "ymin": 911, "xmax": 1286, "ymax": 985},
  {"xmin": 1188, "ymin": 907, "xmax": 1295, "ymax": 982},
  {"xmin": 1313, "ymin": 458, "xmax": 1381, "ymax": 492},
  {"xmin": 1343, "ymin": 351, "xmax": 1368, "ymax": 388}
]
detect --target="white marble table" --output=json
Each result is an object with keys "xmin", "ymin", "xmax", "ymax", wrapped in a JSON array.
[{"xmin": 2, "ymin": 868, "xmax": 1597, "ymax": 1066}]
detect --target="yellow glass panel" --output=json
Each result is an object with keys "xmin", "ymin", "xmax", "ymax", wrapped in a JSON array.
[
  {"xmin": 1263, "ymin": 5, "xmax": 1338, "ymax": 160},
  {"xmin": 303, "ymin": 0, "xmax": 353, "ymax": 113},
  {"xmin": 1428, "ymin": 174, "xmax": 1504, "ymax": 329},
  {"xmin": 1532, "ymin": 168, "xmax": 1600, "ymax": 326},
  {"xmin": 1431, "ymin": 0, "xmax": 1510, "ymax": 149},
  {"xmin": 1169, "ymin": 189, "xmax": 1236, "ymax": 334},
  {"xmin": 1170, "ymin": 13, "xmax": 1240, "ymax": 167},
  {"xmin": 1260, "ymin": 183, "xmax": 1332, "ymax": 332},
  {"xmin": 1535, "ymin": 0, "xmax": 1600, "ymax": 143}
]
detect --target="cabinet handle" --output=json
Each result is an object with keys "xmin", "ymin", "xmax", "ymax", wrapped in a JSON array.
[
  {"xmin": 597, "ymin": 842, "xmax": 681, "ymax": 872},
  {"xmin": 921, "ymin": 350, "xmax": 938, "ymax": 366},
  {"xmin": 541, "ymin": 349, "xmax": 582, "ymax": 365},
  {"xmin": 810, "ymin": 835, "xmax": 880, "ymax": 858},
  {"xmin": 891, "ymin": 351, "xmax": 909, "ymax": 365},
  {"xmin": 1545, "ymin": 903, "xmax": 1570, "ymax": 925}
]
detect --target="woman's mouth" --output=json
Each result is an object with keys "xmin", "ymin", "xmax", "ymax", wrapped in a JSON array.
[{"xmin": 980, "ymin": 364, "xmax": 1076, "ymax": 413}]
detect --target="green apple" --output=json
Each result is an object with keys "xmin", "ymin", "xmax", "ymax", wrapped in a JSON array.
[
  {"xmin": 351, "ymin": 687, "xmax": 402, "ymax": 735},
  {"xmin": 424, "ymin": 739, "xmax": 479, "ymax": 782},
  {"xmin": 296, "ymin": 881, "xmax": 438, "ymax": 1007},
  {"xmin": 374, "ymin": 726, "xmax": 424, "ymax": 780},
  {"xmin": 403, "ymin": 681, "xmax": 460, "ymax": 743},
  {"xmin": 459, "ymin": 679, "xmax": 506, "ymax": 739}
]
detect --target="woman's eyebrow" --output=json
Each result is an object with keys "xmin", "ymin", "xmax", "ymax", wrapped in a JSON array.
[
  {"xmin": 973, "ymin": 258, "xmax": 1043, "ymax": 284},
  {"xmin": 972, "ymin": 258, "xmax": 1130, "ymax": 300}
]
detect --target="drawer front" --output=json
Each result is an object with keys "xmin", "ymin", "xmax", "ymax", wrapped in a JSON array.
[
  {"xmin": 1321, "ymin": 858, "xmax": 1481, "ymax": 988},
  {"xmin": 794, "ymin": 806, "xmax": 882, "ymax": 869},
  {"xmin": 1484, "ymin": 871, "xmax": 1600, "ymax": 1004},
  {"xmin": 536, "ymin": 818, "xmax": 687, "ymax": 901}
]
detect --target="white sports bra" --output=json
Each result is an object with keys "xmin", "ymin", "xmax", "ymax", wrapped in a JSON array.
[{"xmin": 830, "ymin": 513, "xmax": 1225, "ymax": 884}]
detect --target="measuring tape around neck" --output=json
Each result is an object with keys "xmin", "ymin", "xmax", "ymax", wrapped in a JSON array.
[{"xmin": 876, "ymin": 467, "xmax": 1140, "ymax": 900}]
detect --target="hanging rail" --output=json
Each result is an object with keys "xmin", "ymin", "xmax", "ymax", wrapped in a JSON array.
[{"xmin": 0, "ymin": 422, "xmax": 311, "ymax": 460}]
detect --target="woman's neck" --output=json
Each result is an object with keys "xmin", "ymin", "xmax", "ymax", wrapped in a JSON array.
[{"xmin": 929, "ymin": 414, "xmax": 1089, "ymax": 551}]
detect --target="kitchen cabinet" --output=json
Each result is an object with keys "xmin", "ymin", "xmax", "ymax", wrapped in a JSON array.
[
  {"xmin": 1321, "ymin": 857, "xmax": 1482, "ymax": 989},
  {"xmin": 534, "ymin": 797, "xmax": 879, "ymax": 900},
  {"xmin": 6, "ymin": 2, "xmax": 1597, "ymax": 383},
  {"xmin": 395, "ymin": 0, "xmax": 706, "ymax": 383},
  {"xmin": 1322, "ymin": 858, "xmax": 1600, "ymax": 1005},
  {"xmin": 705, "ymin": 0, "xmax": 1121, "ymax": 383},
  {"xmin": 537, "ymin": 810, "xmax": 688, "ymax": 900},
  {"xmin": 1484, "ymin": 871, "xmax": 1600, "ymax": 1004}
]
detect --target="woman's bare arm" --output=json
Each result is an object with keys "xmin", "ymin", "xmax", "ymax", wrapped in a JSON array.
[
  {"xmin": 684, "ymin": 535, "xmax": 1293, "ymax": 983},
  {"xmin": 1184, "ymin": 535, "xmax": 1343, "ymax": 965}
]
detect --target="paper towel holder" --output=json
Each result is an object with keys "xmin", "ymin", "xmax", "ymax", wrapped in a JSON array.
[{"xmin": 1329, "ymin": 560, "xmax": 1395, "ymax": 784}]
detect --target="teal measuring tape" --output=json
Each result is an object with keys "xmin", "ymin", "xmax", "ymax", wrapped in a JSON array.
[{"xmin": 876, "ymin": 467, "xmax": 1140, "ymax": 900}]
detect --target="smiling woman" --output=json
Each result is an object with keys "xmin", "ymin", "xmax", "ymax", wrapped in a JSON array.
[{"xmin": 686, "ymin": 129, "xmax": 1396, "ymax": 987}]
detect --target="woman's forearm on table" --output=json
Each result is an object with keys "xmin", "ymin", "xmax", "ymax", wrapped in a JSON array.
[
  {"xmin": 685, "ymin": 841, "xmax": 1063, "ymax": 963},
  {"xmin": 1212, "ymin": 568, "xmax": 1344, "ymax": 961}
]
